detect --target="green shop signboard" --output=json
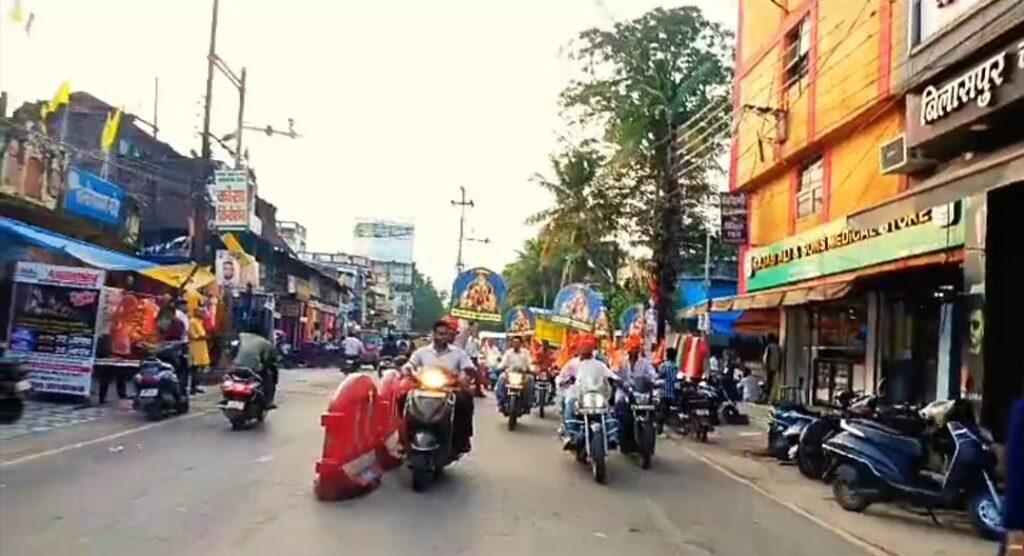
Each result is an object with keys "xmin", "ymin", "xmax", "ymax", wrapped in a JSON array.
[{"xmin": 746, "ymin": 201, "xmax": 966, "ymax": 291}]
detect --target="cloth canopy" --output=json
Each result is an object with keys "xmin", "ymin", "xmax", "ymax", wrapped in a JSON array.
[
  {"xmin": 0, "ymin": 217, "xmax": 157, "ymax": 272},
  {"xmin": 138, "ymin": 263, "xmax": 216, "ymax": 290}
]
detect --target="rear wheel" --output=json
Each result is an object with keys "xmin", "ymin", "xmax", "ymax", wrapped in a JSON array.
[
  {"xmin": 230, "ymin": 418, "xmax": 245, "ymax": 431},
  {"xmin": 832, "ymin": 464, "xmax": 873, "ymax": 512},
  {"xmin": 0, "ymin": 399, "xmax": 24, "ymax": 424},
  {"xmin": 144, "ymin": 404, "xmax": 163, "ymax": 421},
  {"xmin": 590, "ymin": 432, "xmax": 607, "ymax": 484}
]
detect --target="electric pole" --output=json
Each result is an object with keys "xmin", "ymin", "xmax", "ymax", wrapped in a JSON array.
[
  {"xmin": 450, "ymin": 186, "xmax": 474, "ymax": 274},
  {"xmin": 201, "ymin": 0, "xmax": 218, "ymax": 161}
]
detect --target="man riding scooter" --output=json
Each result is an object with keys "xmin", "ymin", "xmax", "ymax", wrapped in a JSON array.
[
  {"xmin": 494, "ymin": 335, "xmax": 534, "ymax": 412},
  {"xmin": 233, "ymin": 328, "xmax": 279, "ymax": 408},
  {"xmin": 616, "ymin": 335, "xmax": 657, "ymax": 451},
  {"xmin": 403, "ymin": 319, "xmax": 477, "ymax": 453}
]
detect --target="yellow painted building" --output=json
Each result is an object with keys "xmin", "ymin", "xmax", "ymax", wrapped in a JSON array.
[{"xmin": 721, "ymin": 0, "xmax": 974, "ymax": 407}]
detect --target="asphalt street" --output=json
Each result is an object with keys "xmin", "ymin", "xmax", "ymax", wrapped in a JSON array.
[{"xmin": 0, "ymin": 368, "xmax": 870, "ymax": 556}]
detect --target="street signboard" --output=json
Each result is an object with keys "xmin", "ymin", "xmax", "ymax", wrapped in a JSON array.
[
  {"xmin": 720, "ymin": 193, "xmax": 748, "ymax": 245},
  {"xmin": 212, "ymin": 170, "xmax": 249, "ymax": 230}
]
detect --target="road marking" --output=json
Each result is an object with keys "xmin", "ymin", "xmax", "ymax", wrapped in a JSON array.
[
  {"xmin": 684, "ymin": 447, "xmax": 894, "ymax": 556},
  {"xmin": 0, "ymin": 409, "xmax": 216, "ymax": 468}
]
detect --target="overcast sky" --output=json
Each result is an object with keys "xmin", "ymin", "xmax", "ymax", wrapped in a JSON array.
[{"xmin": 0, "ymin": 0, "xmax": 735, "ymax": 289}]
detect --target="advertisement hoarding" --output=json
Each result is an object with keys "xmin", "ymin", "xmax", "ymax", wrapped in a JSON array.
[
  {"xmin": 211, "ymin": 170, "xmax": 249, "ymax": 230},
  {"xmin": 6, "ymin": 262, "xmax": 105, "ymax": 396},
  {"xmin": 450, "ymin": 267, "xmax": 507, "ymax": 323},
  {"xmin": 720, "ymin": 193, "xmax": 748, "ymax": 245}
]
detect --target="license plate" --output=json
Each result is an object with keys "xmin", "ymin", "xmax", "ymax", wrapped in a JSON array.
[
  {"xmin": 15, "ymin": 380, "xmax": 32, "ymax": 392},
  {"xmin": 140, "ymin": 388, "xmax": 158, "ymax": 398},
  {"xmin": 226, "ymin": 400, "xmax": 245, "ymax": 410},
  {"xmin": 695, "ymin": 409, "xmax": 710, "ymax": 416}
]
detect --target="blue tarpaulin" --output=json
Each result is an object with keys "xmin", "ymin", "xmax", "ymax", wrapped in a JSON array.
[
  {"xmin": 677, "ymin": 277, "xmax": 743, "ymax": 336},
  {"xmin": 0, "ymin": 217, "xmax": 157, "ymax": 272}
]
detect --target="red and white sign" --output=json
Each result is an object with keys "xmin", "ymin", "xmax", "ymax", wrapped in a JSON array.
[
  {"xmin": 13, "ymin": 262, "xmax": 105, "ymax": 288},
  {"xmin": 212, "ymin": 170, "xmax": 250, "ymax": 230}
]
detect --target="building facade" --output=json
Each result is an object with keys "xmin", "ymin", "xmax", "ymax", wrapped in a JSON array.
[
  {"xmin": 352, "ymin": 220, "xmax": 415, "ymax": 332},
  {"xmin": 276, "ymin": 220, "xmax": 307, "ymax": 253}
]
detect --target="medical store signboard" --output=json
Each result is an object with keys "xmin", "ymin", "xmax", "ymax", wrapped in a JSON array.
[
  {"xmin": 745, "ymin": 201, "xmax": 966, "ymax": 291},
  {"xmin": 6, "ymin": 263, "xmax": 105, "ymax": 397},
  {"xmin": 212, "ymin": 170, "xmax": 250, "ymax": 231}
]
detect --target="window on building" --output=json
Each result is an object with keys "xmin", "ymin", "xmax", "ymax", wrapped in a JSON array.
[
  {"xmin": 796, "ymin": 156, "xmax": 824, "ymax": 218},
  {"xmin": 784, "ymin": 17, "xmax": 811, "ymax": 99}
]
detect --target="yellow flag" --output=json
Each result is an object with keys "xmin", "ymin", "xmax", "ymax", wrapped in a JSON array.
[
  {"xmin": 40, "ymin": 80, "xmax": 71, "ymax": 119},
  {"xmin": 100, "ymin": 108, "xmax": 122, "ymax": 152},
  {"xmin": 220, "ymin": 232, "xmax": 254, "ymax": 266}
]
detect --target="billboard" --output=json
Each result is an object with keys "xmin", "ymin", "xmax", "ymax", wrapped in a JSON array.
[
  {"xmin": 450, "ymin": 267, "xmax": 506, "ymax": 323},
  {"xmin": 504, "ymin": 306, "xmax": 535, "ymax": 336},
  {"xmin": 551, "ymin": 283, "xmax": 603, "ymax": 331},
  {"xmin": 6, "ymin": 263, "xmax": 105, "ymax": 396},
  {"xmin": 211, "ymin": 170, "xmax": 249, "ymax": 230},
  {"xmin": 353, "ymin": 219, "xmax": 414, "ymax": 264}
]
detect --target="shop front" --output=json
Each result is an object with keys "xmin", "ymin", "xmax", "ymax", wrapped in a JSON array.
[
  {"xmin": 726, "ymin": 200, "xmax": 968, "ymax": 406},
  {"xmin": 855, "ymin": 16, "xmax": 1024, "ymax": 437}
]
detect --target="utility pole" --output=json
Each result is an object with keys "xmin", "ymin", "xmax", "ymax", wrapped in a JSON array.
[
  {"xmin": 201, "ymin": 0, "xmax": 218, "ymax": 160},
  {"xmin": 450, "ymin": 186, "xmax": 474, "ymax": 273}
]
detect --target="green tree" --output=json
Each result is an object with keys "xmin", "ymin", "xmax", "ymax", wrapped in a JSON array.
[
  {"xmin": 411, "ymin": 269, "xmax": 445, "ymax": 332},
  {"xmin": 561, "ymin": 7, "xmax": 733, "ymax": 338},
  {"xmin": 503, "ymin": 237, "xmax": 564, "ymax": 309}
]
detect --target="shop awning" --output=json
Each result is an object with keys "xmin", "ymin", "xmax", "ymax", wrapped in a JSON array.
[
  {"xmin": 682, "ymin": 281, "xmax": 853, "ymax": 316},
  {"xmin": 0, "ymin": 216, "xmax": 157, "ymax": 272},
  {"xmin": 138, "ymin": 263, "xmax": 216, "ymax": 290}
]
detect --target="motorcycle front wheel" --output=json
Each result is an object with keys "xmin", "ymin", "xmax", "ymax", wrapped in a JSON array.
[
  {"xmin": 968, "ymin": 488, "xmax": 1005, "ymax": 540},
  {"xmin": 410, "ymin": 454, "xmax": 432, "ymax": 493},
  {"xmin": 590, "ymin": 432, "xmax": 606, "ymax": 484},
  {"xmin": 507, "ymin": 394, "xmax": 519, "ymax": 431},
  {"xmin": 797, "ymin": 445, "xmax": 826, "ymax": 480}
]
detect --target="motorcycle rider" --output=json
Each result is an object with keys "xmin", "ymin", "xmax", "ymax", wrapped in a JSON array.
[
  {"xmin": 403, "ymin": 319, "xmax": 476, "ymax": 453},
  {"xmin": 233, "ymin": 327, "xmax": 279, "ymax": 408},
  {"xmin": 556, "ymin": 334, "xmax": 620, "ymax": 444},
  {"xmin": 494, "ymin": 335, "xmax": 534, "ymax": 410},
  {"xmin": 616, "ymin": 335, "xmax": 657, "ymax": 451}
]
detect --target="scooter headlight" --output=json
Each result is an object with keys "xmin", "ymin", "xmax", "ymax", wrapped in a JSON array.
[{"xmin": 417, "ymin": 368, "xmax": 449, "ymax": 390}]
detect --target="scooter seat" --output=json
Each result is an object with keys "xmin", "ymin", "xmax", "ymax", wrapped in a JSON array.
[{"xmin": 846, "ymin": 419, "xmax": 922, "ymax": 459}]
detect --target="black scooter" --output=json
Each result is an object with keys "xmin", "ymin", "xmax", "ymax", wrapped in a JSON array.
[
  {"xmin": 823, "ymin": 399, "xmax": 1005, "ymax": 540},
  {"xmin": 0, "ymin": 351, "xmax": 30, "ymax": 424},
  {"xmin": 622, "ymin": 376, "xmax": 658, "ymax": 469},
  {"xmin": 133, "ymin": 343, "xmax": 190, "ymax": 421},
  {"xmin": 404, "ymin": 367, "xmax": 465, "ymax": 492}
]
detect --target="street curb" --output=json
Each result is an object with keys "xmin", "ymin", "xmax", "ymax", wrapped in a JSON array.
[{"xmin": 684, "ymin": 446, "xmax": 897, "ymax": 556}]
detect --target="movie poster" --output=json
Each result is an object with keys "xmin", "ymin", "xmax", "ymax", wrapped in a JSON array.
[
  {"xmin": 450, "ymin": 267, "xmax": 507, "ymax": 323},
  {"xmin": 6, "ymin": 263, "xmax": 105, "ymax": 396},
  {"xmin": 551, "ymin": 283, "xmax": 602, "ymax": 331},
  {"xmin": 504, "ymin": 306, "xmax": 535, "ymax": 336}
]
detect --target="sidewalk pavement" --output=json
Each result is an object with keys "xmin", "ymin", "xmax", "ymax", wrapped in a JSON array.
[{"xmin": 680, "ymin": 403, "xmax": 995, "ymax": 556}]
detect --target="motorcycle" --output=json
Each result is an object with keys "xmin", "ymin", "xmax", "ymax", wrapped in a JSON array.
[
  {"xmin": 533, "ymin": 370, "xmax": 553, "ymax": 419},
  {"xmin": 623, "ymin": 376, "xmax": 657, "ymax": 469},
  {"xmin": 823, "ymin": 399, "xmax": 1005, "ymax": 540},
  {"xmin": 701, "ymin": 373, "xmax": 748, "ymax": 426},
  {"xmin": 133, "ymin": 342, "xmax": 189, "ymax": 421},
  {"xmin": 501, "ymin": 367, "xmax": 530, "ymax": 431},
  {"xmin": 562, "ymin": 384, "xmax": 619, "ymax": 484},
  {"xmin": 219, "ymin": 367, "xmax": 268, "ymax": 430},
  {"xmin": 404, "ymin": 366, "xmax": 464, "ymax": 492},
  {"xmin": 677, "ymin": 379, "xmax": 715, "ymax": 443},
  {"xmin": 0, "ymin": 351, "xmax": 30, "ymax": 424},
  {"xmin": 767, "ymin": 402, "xmax": 819, "ymax": 460}
]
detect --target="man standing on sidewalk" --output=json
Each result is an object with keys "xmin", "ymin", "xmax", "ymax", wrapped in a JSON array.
[{"xmin": 762, "ymin": 334, "xmax": 782, "ymax": 403}]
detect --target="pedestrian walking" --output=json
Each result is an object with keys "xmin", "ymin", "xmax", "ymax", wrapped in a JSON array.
[
  {"xmin": 96, "ymin": 364, "xmax": 127, "ymax": 404},
  {"xmin": 188, "ymin": 308, "xmax": 211, "ymax": 395}
]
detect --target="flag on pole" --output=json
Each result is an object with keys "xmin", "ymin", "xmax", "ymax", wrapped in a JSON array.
[
  {"xmin": 101, "ymin": 108, "xmax": 123, "ymax": 152},
  {"xmin": 40, "ymin": 80, "xmax": 71, "ymax": 119}
]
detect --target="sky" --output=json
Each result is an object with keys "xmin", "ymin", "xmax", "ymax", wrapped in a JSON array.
[{"xmin": 0, "ymin": 0, "xmax": 736, "ymax": 289}]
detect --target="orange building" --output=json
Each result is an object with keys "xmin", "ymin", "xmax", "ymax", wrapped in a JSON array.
[{"xmin": 720, "ymin": 0, "xmax": 971, "ymax": 408}]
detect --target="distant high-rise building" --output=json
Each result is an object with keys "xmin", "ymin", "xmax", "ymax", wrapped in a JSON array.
[{"xmin": 354, "ymin": 220, "xmax": 415, "ymax": 332}]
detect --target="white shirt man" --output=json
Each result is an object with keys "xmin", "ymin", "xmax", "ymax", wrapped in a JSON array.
[
  {"xmin": 464, "ymin": 335, "xmax": 481, "ymax": 360},
  {"xmin": 498, "ymin": 346, "xmax": 532, "ymax": 372},
  {"xmin": 342, "ymin": 335, "xmax": 364, "ymax": 358},
  {"xmin": 617, "ymin": 355, "xmax": 657, "ymax": 383},
  {"xmin": 557, "ymin": 355, "xmax": 619, "ymax": 401},
  {"xmin": 407, "ymin": 343, "xmax": 476, "ymax": 376},
  {"xmin": 174, "ymin": 308, "xmax": 190, "ymax": 344}
]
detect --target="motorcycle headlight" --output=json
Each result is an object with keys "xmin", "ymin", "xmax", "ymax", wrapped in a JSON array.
[
  {"xmin": 634, "ymin": 393, "xmax": 651, "ymax": 404},
  {"xmin": 417, "ymin": 368, "xmax": 449, "ymax": 389},
  {"xmin": 507, "ymin": 372, "xmax": 524, "ymax": 387},
  {"xmin": 581, "ymin": 392, "xmax": 607, "ymax": 410}
]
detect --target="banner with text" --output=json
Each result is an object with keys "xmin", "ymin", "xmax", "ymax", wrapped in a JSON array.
[
  {"xmin": 450, "ymin": 267, "xmax": 507, "ymax": 323},
  {"xmin": 211, "ymin": 170, "xmax": 249, "ymax": 230},
  {"xmin": 6, "ymin": 262, "xmax": 105, "ymax": 396}
]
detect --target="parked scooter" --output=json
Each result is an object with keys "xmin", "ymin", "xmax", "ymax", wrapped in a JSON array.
[
  {"xmin": 501, "ymin": 366, "xmax": 530, "ymax": 431},
  {"xmin": 133, "ymin": 342, "xmax": 189, "ymax": 421},
  {"xmin": 622, "ymin": 376, "xmax": 658, "ymax": 469},
  {"xmin": 767, "ymin": 401, "xmax": 819, "ymax": 460},
  {"xmin": 0, "ymin": 351, "xmax": 30, "ymax": 424},
  {"xmin": 219, "ymin": 367, "xmax": 269, "ymax": 430},
  {"xmin": 824, "ymin": 399, "xmax": 1005, "ymax": 540},
  {"xmin": 404, "ymin": 366, "xmax": 465, "ymax": 492}
]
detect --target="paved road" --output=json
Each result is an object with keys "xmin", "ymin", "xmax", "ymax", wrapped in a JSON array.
[{"xmin": 0, "ymin": 369, "xmax": 868, "ymax": 556}]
